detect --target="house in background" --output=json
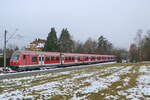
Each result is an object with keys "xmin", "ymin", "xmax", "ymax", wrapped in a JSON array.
[{"xmin": 26, "ymin": 38, "xmax": 46, "ymax": 51}]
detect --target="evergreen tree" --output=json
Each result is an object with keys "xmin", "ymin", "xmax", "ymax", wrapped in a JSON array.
[
  {"xmin": 141, "ymin": 31, "xmax": 150, "ymax": 61},
  {"xmin": 97, "ymin": 35, "xmax": 113, "ymax": 54},
  {"xmin": 43, "ymin": 28, "xmax": 58, "ymax": 52},
  {"xmin": 59, "ymin": 28, "xmax": 74, "ymax": 53}
]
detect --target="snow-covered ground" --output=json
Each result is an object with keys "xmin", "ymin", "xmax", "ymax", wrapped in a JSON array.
[
  {"xmin": 0, "ymin": 67, "xmax": 5, "ymax": 75},
  {"xmin": 118, "ymin": 66, "xmax": 150, "ymax": 100},
  {"xmin": 0, "ymin": 63, "xmax": 150, "ymax": 100}
]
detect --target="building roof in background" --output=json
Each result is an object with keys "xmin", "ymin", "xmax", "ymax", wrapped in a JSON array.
[{"xmin": 26, "ymin": 38, "xmax": 46, "ymax": 51}]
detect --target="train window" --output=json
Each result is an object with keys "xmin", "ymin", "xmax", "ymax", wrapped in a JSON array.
[
  {"xmin": 69, "ymin": 57, "xmax": 72, "ymax": 60},
  {"xmin": 65, "ymin": 57, "xmax": 67, "ymax": 60},
  {"xmin": 56, "ymin": 57, "xmax": 60, "ymax": 61},
  {"xmin": 32, "ymin": 57, "xmax": 37, "ymax": 62},
  {"xmin": 72, "ymin": 57, "xmax": 75, "ymax": 60},
  {"xmin": 65, "ymin": 57, "xmax": 69, "ymax": 60},
  {"xmin": 85, "ymin": 57, "xmax": 88, "ymax": 60},
  {"xmin": 51, "ymin": 56, "xmax": 55, "ymax": 61},
  {"xmin": 46, "ymin": 57, "xmax": 50, "ymax": 61},
  {"xmin": 39, "ymin": 57, "xmax": 41, "ymax": 61},
  {"xmin": 23, "ymin": 55, "xmax": 26, "ymax": 59},
  {"xmin": 92, "ymin": 57, "xmax": 95, "ymax": 60},
  {"xmin": 78, "ymin": 57, "xmax": 80, "ymax": 60}
]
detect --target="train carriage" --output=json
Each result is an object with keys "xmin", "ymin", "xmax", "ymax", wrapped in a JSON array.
[{"xmin": 10, "ymin": 50, "xmax": 116, "ymax": 71}]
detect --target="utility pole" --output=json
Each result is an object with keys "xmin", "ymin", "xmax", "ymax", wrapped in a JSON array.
[
  {"xmin": 4, "ymin": 30, "xmax": 7, "ymax": 69},
  {"xmin": 2, "ymin": 29, "xmax": 19, "ymax": 71}
]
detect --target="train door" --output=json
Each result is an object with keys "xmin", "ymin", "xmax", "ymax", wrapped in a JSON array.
[
  {"xmin": 75, "ymin": 56, "xmax": 78, "ymax": 63},
  {"xmin": 38, "ymin": 55, "xmax": 44, "ymax": 66},
  {"xmin": 22, "ymin": 55, "xmax": 29, "ymax": 65},
  {"xmin": 60, "ymin": 54, "xmax": 64, "ymax": 65}
]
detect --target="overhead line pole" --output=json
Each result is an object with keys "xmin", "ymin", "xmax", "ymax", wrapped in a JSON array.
[
  {"xmin": 3, "ymin": 29, "xmax": 19, "ymax": 71},
  {"xmin": 4, "ymin": 30, "xmax": 7, "ymax": 70}
]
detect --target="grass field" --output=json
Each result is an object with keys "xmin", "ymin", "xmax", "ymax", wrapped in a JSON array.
[{"xmin": 0, "ymin": 63, "xmax": 150, "ymax": 100}]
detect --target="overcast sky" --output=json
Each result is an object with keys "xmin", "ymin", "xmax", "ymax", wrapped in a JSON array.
[{"xmin": 0, "ymin": 0, "xmax": 150, "ymax": 49}]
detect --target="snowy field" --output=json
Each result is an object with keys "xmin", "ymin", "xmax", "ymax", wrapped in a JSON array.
[{"xmin": 0, "ymin": 63, "xmax": 150, "ymax": 100}]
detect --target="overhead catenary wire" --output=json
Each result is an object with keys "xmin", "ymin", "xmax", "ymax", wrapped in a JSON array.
[{"xmin": 6, "ymin": 28, "xmax": 18, "ymax": 43}]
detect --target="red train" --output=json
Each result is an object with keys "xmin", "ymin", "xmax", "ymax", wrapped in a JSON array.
[{"xmin": 10, "ymin": 50, "xmax": 116, "ymax": 71}]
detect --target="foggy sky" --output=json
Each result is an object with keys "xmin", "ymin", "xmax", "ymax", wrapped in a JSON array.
[{"xmin": 0, "ymin": 0, "xmax": 150, "ymax": 49}]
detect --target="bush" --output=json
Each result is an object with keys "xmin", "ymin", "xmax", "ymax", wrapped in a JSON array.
[{"xmin": 0, "ymin": 57, "xmax": 10, "ymax": 67}]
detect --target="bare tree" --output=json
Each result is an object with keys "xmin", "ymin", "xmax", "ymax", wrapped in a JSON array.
[
  {"xmin": 129, "ymin": 44, "xmax": 138, "ymax": 62},
  {"xmin": 134, "ymin": 29, "xmax": 143, "ymax": 61},
  {"xmin": 73, "ymin": 41, "xmax": 84, "ymax": 53},
  {"xmin": 83, "ymin": 38, "xmax": 97, "ymax": 54}
]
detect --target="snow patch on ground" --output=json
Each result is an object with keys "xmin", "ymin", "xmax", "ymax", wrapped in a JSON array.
[
  {"xmin": 118, "ymin": 66, "xmax": 150, "ymax": 100},
  {"xmin": 76, "ymin": 66, "xmax": 132, "ymax": 95},
  {"xmin": 125, "ymin": 75, "xmax": 150, "ymax": 99},
  {"xmin": 30, "ymin": 81, "xmax": 63, "ymax": 96},
  {"xmin": 105, "ymin": 95, "xmax": 119, "ymax": 100},
  {"xmin": 0, "ymin": 90, "xmax": 33, "ymax": 100},
  {"xmin": 72, "ymin": 66, "xmax": 122, "ymax": 80},
  {"xmin": 25, "ymin": 66, "xmax": 123, "ymax": 99}
]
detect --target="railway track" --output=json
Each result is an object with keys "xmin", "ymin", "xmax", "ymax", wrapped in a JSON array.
[{"xmin": 0, "ymin": 62, "xmax": 116, "ymax": 79}]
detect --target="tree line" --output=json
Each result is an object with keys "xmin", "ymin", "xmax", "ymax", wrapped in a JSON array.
[
  {"xmin": 129, "ymin": 29, "xmax": 150, "ymax": 62},
  {"xmin": 43, "ymin": 28, "xmax": 114, "ymax": 54},
  {"xmin": 43, "ymin": 28, "xmax": 127, "ymax": 62}
]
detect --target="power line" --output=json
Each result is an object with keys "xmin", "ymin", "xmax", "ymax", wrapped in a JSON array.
[{"xmin": 6, "ymin": 28, "xmax": 18, "ymax": 43}]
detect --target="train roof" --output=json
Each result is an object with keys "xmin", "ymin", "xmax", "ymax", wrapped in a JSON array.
[{"xmin": 14, "ymin": 50, "xmax": 116, "ymax": 57}]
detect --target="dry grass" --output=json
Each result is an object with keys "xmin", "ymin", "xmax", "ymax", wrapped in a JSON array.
[{"xmin": 0, "ymin": 62, "xmax": 150, "ymax": 100}]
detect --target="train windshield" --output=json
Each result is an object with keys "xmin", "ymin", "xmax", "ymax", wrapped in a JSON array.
[
  {"xmin": 11, "ymin": 55, "xmax": 19, "ymax": 60},
  {"xmin": 11, "ymin": 51, "xmax": 20, "ymax": 61}
]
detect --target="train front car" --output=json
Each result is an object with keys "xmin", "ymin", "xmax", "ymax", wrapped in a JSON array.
[
  {"xmin": 10, "ymin": 51, "xmax": 41, "ymax": 71},
  {"xmin": 10, "ymin": 51, "xmax": 21, "ymax": 70}
]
